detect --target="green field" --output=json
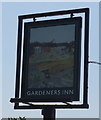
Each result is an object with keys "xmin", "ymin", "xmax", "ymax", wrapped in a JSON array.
[{"xmin": 28, "ymin": 47, "xmax": 74, "ymax": 88}]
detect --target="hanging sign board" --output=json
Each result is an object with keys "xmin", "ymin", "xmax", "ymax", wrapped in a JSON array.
[{"xmin": 21, "ymin": 17, "xmax": 82, "ymax": 102}]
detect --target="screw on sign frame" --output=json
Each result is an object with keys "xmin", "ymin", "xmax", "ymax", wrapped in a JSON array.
[{"xmin": 10, "ymin": 8, "xmax": 89, "ymax": 110}]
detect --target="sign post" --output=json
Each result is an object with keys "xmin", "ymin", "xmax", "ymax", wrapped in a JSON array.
[
  {"xmin": 42, "ymin": 107, "xmax": 55, "ymax": 120},
  {"xmin": 10, "ymin": 8, "xmax": 89, "ymax": 119}
]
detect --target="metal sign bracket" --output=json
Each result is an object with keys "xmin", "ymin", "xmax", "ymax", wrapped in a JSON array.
[{"xmin": 10, "ymin": 7, "xmax": 90, "ymax": 120}]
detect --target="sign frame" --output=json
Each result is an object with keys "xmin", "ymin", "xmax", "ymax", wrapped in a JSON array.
[
  {"xmin": 10, "ymin": 8, "xmax": 89, "ymax": 109},
  {"xmin": 21, "ymin": 17, "xmax": 82, "ymax": 102}
]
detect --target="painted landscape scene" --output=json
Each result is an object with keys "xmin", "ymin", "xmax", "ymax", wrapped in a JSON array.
[{"xmin": 28, "ymin": 24, "xmax": 75, "ymax": 89}]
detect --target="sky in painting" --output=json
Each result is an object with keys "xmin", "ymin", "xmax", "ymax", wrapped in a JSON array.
[{"xmin": 30, "ymin": 24, "xmax": 75, "ymax": 43}]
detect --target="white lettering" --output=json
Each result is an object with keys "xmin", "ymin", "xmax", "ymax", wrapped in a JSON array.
[{"xmin": 27, "ymin": 89, "xmax": 74, "ymax": 96}]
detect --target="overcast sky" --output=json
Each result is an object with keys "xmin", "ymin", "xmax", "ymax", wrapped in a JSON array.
[{"xmin": 2, "ymin": 2, "xmax": 99, "ymax": 119}]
